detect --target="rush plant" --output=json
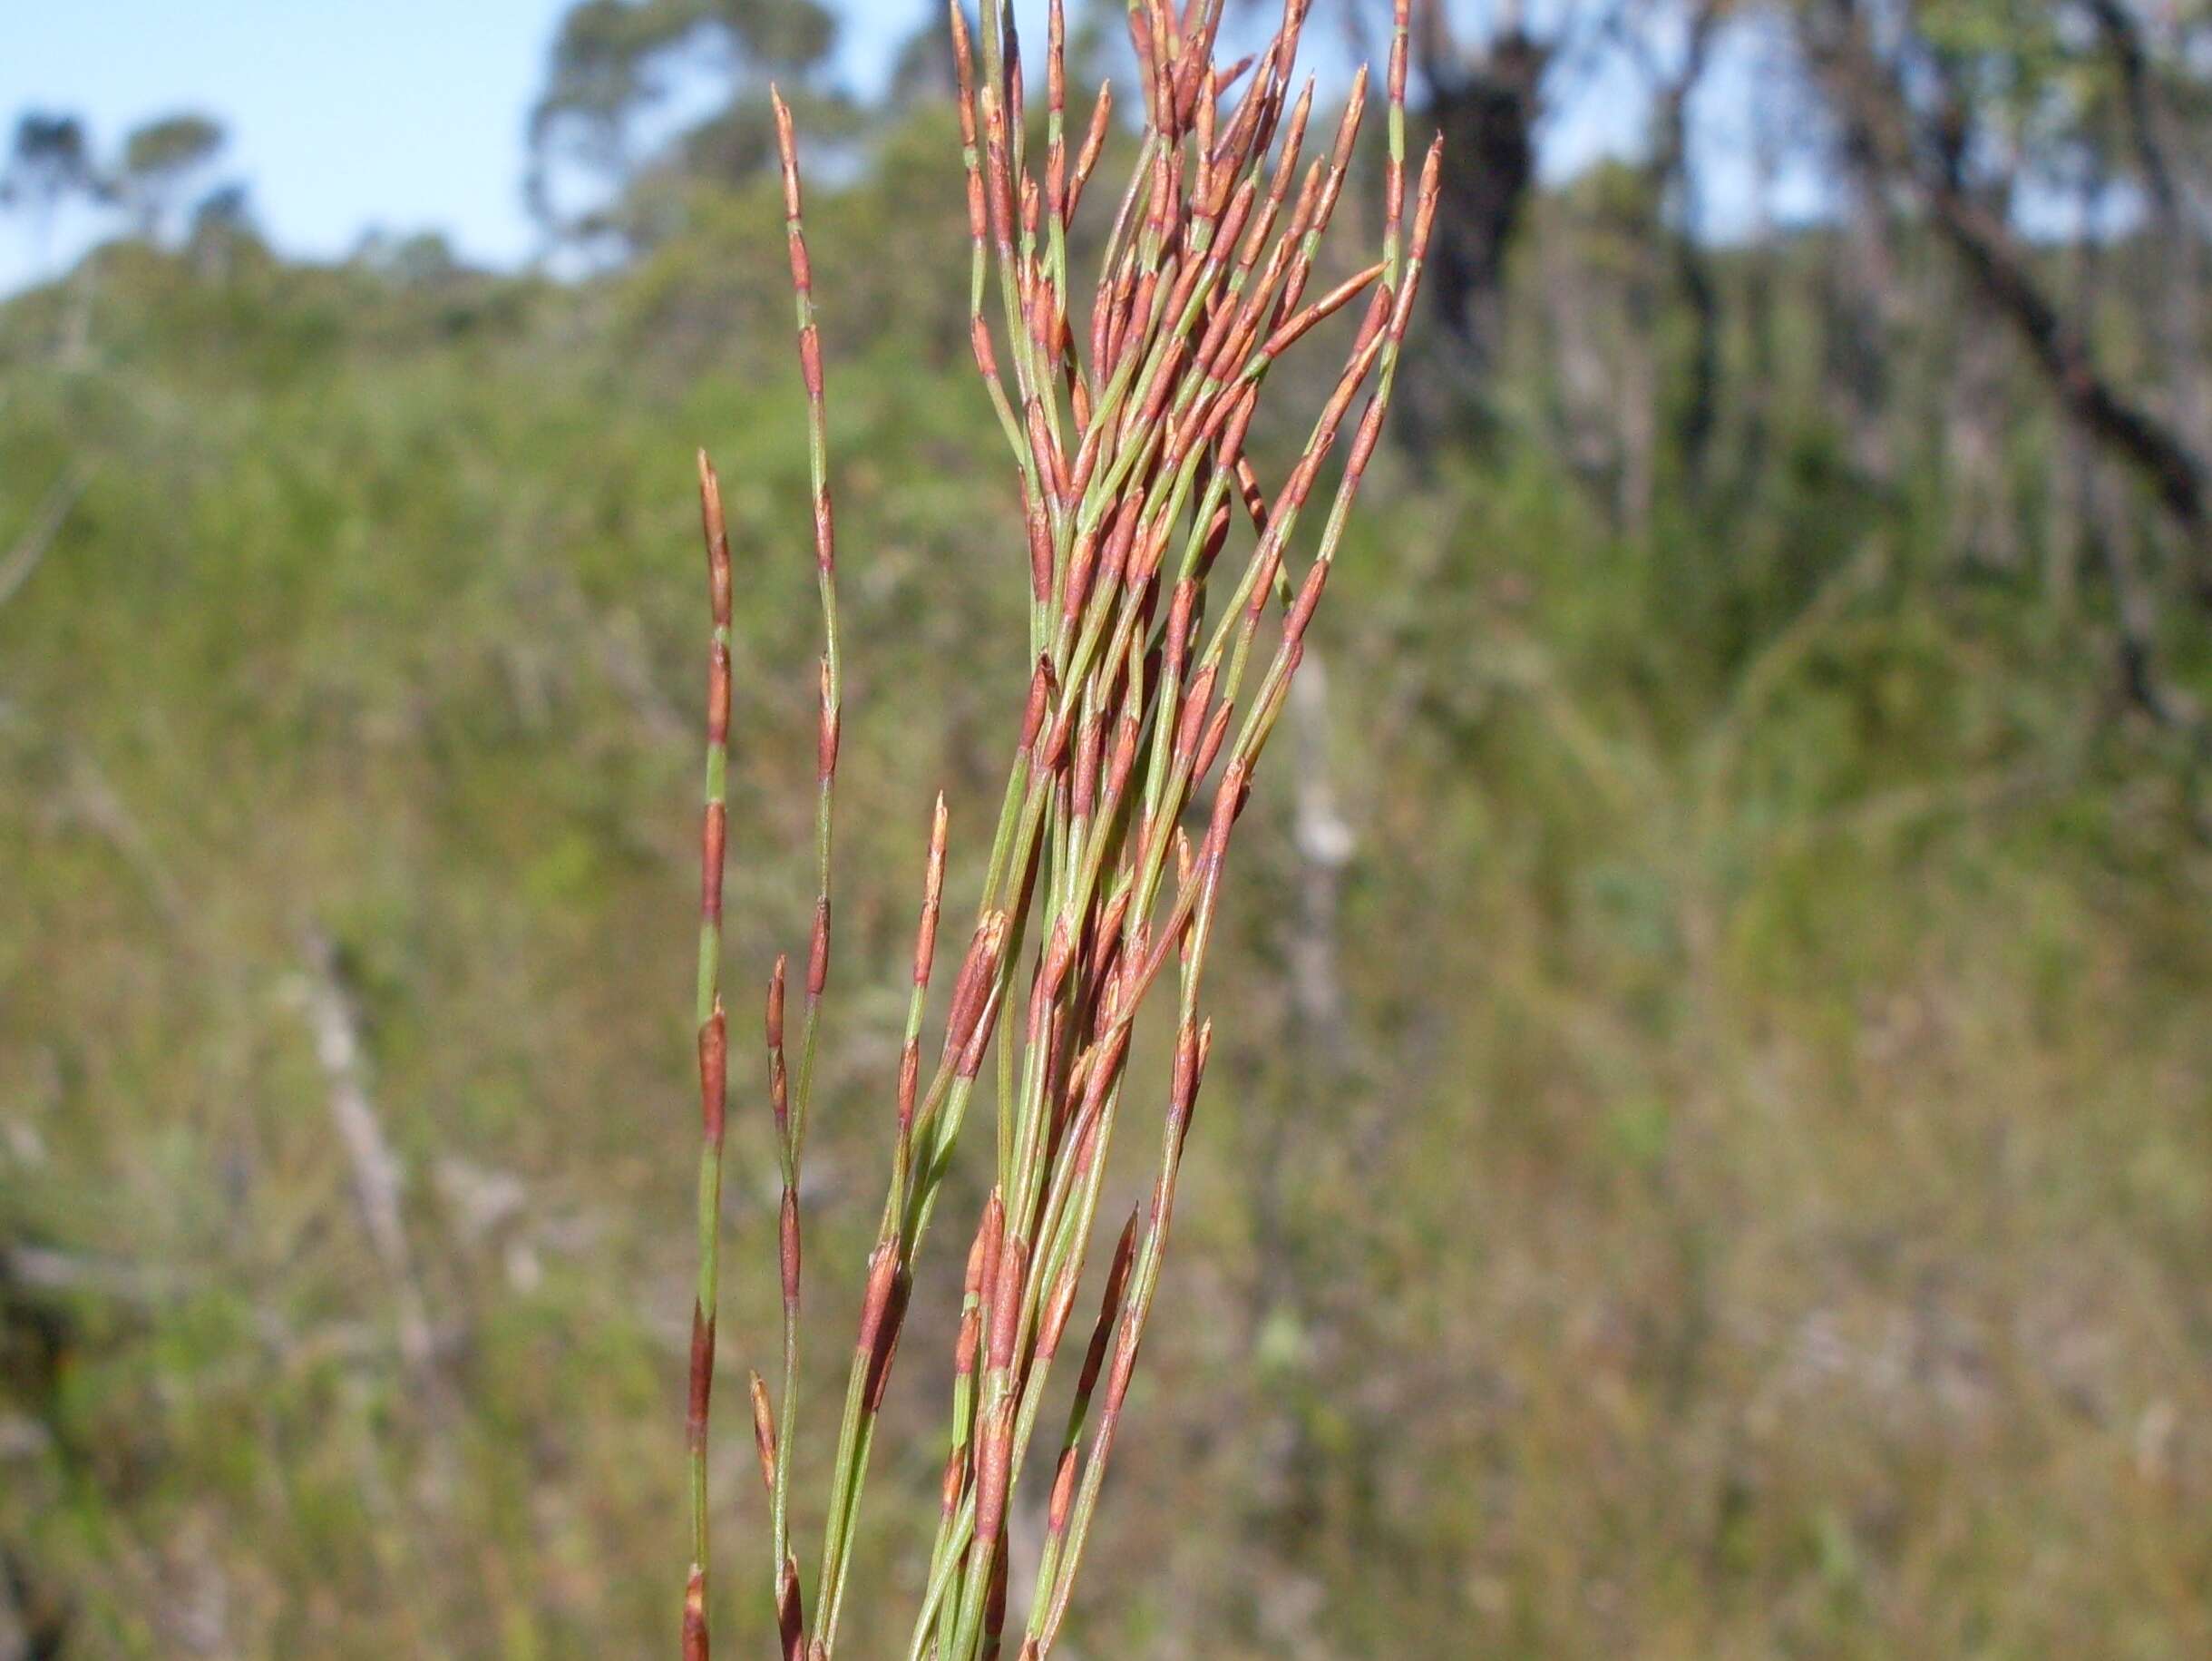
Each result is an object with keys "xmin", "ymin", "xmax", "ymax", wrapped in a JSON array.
[{"xmin": 681, "ymin": 0, "xmax": 1437, "ymax": 1654}]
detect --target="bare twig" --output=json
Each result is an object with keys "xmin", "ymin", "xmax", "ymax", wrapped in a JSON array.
[{"xmin": 0, "ymin": 462, "xmax": 90, "ymax": 613}]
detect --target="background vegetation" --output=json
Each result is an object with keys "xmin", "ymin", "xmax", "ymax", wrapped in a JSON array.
[{"xmin": 5, "ymin": 0, "xmax": 2212, "ymax": 1654}]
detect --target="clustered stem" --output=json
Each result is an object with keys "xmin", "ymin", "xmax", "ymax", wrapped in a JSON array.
[{"xmin": 683, "ymin": 1, "xmax": 1437, "ymax": 1655}]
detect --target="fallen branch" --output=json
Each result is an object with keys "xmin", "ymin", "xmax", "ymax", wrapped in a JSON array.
[{"xmin": 293, "ymin": 929, "xmax": 439, "ymax": 1385}]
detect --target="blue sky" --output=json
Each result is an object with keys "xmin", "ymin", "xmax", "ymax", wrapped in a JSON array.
[
  {"xmin": 2, "ymin": 1, "xmax": 1806, "ymax": 292},
  {"xmin": 0, "ymin": 0, "xmax": 920, "ymax": 288}
]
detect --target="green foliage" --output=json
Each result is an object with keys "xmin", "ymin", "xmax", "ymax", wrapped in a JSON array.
[
  {"xmin": 1, "ymin": 111, "xmax": 99, "ymax": 256},
  {"xmin": 118, "ymin": 113, "xmax": 226, "ymax": 239}
]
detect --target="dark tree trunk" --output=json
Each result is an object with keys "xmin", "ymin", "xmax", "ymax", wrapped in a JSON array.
[
  {"xmin": 1638, "ymin": 0, "xmax": 1722, "ymax": 492},
  {"xmin": 1401, "ymin": 23, "xmax": 1549, "ymax": 443}
]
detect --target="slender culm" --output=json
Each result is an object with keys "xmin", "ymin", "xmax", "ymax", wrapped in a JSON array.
[
  {"xmin": 679, "ymin": 2, "xmax": 1433, "ymax": 1653},
  {"xmin": 684, "ymin": 451, "xmax": 735, "ymax": 1661}
]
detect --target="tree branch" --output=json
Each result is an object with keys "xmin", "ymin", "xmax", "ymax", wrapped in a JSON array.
[{"xmin": 1810, "ymin": 0, "xmax": 2212, "ymax": 602}]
